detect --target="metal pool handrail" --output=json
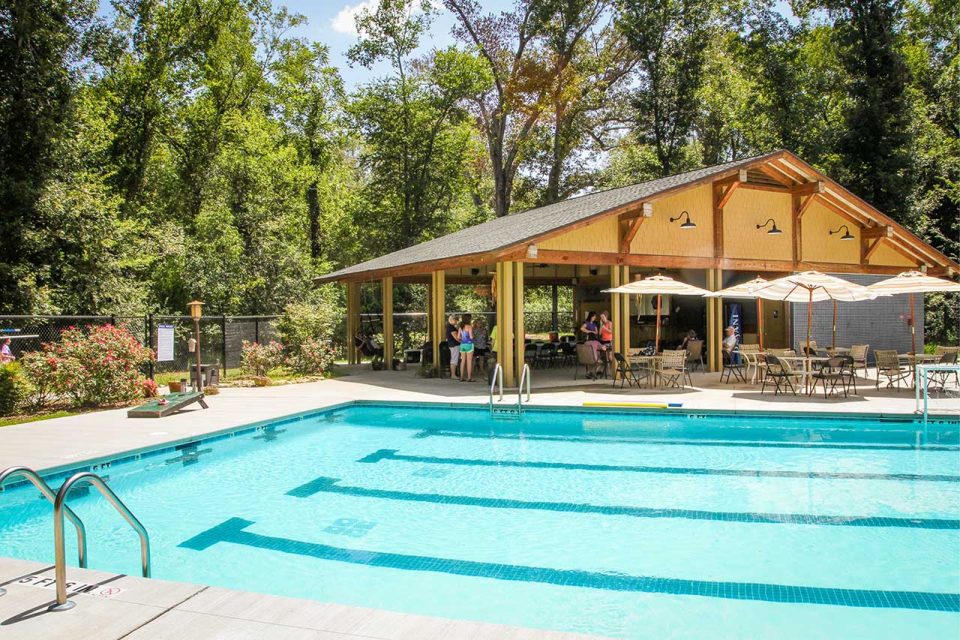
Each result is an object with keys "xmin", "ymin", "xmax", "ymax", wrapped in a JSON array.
[
  {"xmin": 489, "ymin": 362, "xmax": 504, "ymax": 409},
  {"xmin": 518, "ymin": 363, "xmax": 531, "ymax": 406},
  {"xmin": 50, "ymin": 471, "xmax": 150, "ymax": 611},
  {"xmin": 0, "ymin": 466, "xmax": 88, "ymax": 577}
]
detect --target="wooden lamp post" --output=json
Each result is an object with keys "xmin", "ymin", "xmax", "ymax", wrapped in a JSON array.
[{"xmin": 188, "ymin": 300, "xmax": 204, "ymax": 391}]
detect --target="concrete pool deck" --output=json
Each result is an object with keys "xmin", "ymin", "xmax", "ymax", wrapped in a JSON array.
[{"xmin": 0, "ymin": 367, "xmax": 954, "ymax": 639}]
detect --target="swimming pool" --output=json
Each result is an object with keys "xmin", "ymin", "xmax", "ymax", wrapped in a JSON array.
[{"xmin": 1, "ymin": 402, "xmax": 958, "ymax": 638}]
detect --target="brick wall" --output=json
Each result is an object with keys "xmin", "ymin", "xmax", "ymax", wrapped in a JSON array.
[{"xmin": 789, "ymin": 274, "xmax": 922, "ymax": 362}]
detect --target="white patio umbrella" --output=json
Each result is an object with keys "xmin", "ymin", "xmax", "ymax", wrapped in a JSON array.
[
  {"xmin": 603, "ymin": 275, "xmax": 711, "ymax": 352},
  {"xmin": 751, "ymin": 271, "xmax": 878, "ymax": 356},
  {"xmin": 866, "ymin": 271, "xmax": 960, "ymax": 354},
  {"xmin": 704, "ymin": 276, "xmax": 770, "ymax": 350}
]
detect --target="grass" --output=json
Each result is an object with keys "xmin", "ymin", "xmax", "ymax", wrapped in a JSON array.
[{"xmin": 0, "ymin": 409, "xmax": 76, "ymax": 428}]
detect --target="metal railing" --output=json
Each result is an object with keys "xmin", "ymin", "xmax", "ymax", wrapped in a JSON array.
[
  {"xmin": 518, "ymin": 363, "xmax": 532, "ymax": 407},
  {"xmin": 915, "ymin": 364, "xmax": 960, "ymax": 433},
  {"xmin": 489, "ymin": 362, "xmax": 504, "ymax": 410},
  {"xmin": 50, "ymin": 472, "xmax": 150, "ymax": 611}
]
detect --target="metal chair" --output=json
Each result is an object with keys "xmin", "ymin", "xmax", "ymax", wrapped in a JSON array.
[
  {"xmin": 761, "ymin": 354, "xmax": 797, "ymax": 396},
  {"xmin": 721, "ymin": 349, "xmax": 746, "ymax": 383},
  {"xmin": 812, "ymin": 356, "xmax": 854, "ymax": 398},
  {"xmin": 537, "ymin": 342, "xmax": 558, "ymax": 368},
  {"xmin": 613, "ymin": 352, "xmax": 648, "ymax": 389},
  {"xmin": 875, "ymin": 350, "xmax": 910, "ymax": 390},
  {"xmin": 928, "ymin": 352, "xmax": 959, "ymax": 389},
  {"xmin": 660, "ymin": 350, "xmax": 691, "ymax": 388}
]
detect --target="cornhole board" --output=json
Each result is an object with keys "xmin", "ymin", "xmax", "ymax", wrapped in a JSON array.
[{"xmin": 128, "ymin": 392, "xmax": 208, "ymax": 418}]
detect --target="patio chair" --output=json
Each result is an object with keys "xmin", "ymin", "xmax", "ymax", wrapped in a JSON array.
[
  {"xmin": 685, "ymin": 339, "xmax": 704, "ymax": 371},
  {"xmin": 811, "ymin": 356, "xmax": 855, "ymax": 398},
  {"xmin": 660, "ymin": 349, "xmax": 691, "ymax": 389},
  {"xmin": 537, "ymin": 342, "xmax": 558, "ymax": 368},
  {"xmin": 761, "ymin": 354, "xmax": 797, "ymax": 396},
  {"xmin": 739, "ymin": 344, "xmax": 761, "ymax": 383},
  {"xmin": 875, "ymin": 350, "xmax": 910, "ymax": 390},
  {"xmin": 850, "ymin": 344, "xmax": 869, "ymax": 378},
  {"xmin": 558, "ymin": 341, "xmax": 576, "ymax": 367},
  {"xmin": 613, "ymin": 352, "xmax": 649, "ymax": 389},
  {"xmin": 721, "ymin": 349, "xmax": 746, "ymax": 384},
  {"xmin": 935, "ymin": 346, "xmax": 960, "ymax": 356},
  {"xmin": 524, "ymin": 343, "xmax": 539, "ymax": 368},
  {"xmin": 928, "ymin": 352, "xmax": 959, "ymax": 389},
  {"xmin": 574, "ymin": 343, "xmax": 601, "ymax": 380}
]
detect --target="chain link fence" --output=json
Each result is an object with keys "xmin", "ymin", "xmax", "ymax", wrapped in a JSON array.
[{"xmin": 0, "ymin": 314, "xmax": 280, "ymax": 380}]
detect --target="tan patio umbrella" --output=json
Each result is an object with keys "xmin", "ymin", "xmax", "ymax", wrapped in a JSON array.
[
  {"xmin": 866, "ymin": 271, "xmax": 960, "ymax": 354},
  {"xmin": 603, "ymin": 275, "xmax": 711, "ymax": 352},
  {"xmin": 704, "ymin": 276, "xmax": 770, "ymax": 350},
  {"xmin": 751, "ymin": 271, "xmax": 877, "ymax": 356}
]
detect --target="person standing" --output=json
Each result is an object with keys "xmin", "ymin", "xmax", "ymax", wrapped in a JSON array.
[
  {"xmin": 446, "ymin": 315, "xmax": 460, "ymax": 379},
  {"xmin": 599, "ymin": 311, "xmax": 614, "ymax": 366},
  {"xmin": 0, "ymin": 338, "xmax": 13, "ymax": 364},
  {"xmin": 458, "ymin": 317, "xmax": 475, "ymax": 382}
]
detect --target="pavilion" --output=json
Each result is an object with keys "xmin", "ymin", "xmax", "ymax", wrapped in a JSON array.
[{"xmin": 316, "ymin": 150, "xmax": 959, "ymax": 385}]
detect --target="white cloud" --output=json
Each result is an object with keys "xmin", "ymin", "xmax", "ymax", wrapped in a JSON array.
[{"xmin": 330, "ymin": 0, "xmax": 378, "ymax": 36}]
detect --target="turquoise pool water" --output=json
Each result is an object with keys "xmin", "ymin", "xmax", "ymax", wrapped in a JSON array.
[{"xmin": 1, "ymin": 403, "xmax": 959, "ymax": 638}]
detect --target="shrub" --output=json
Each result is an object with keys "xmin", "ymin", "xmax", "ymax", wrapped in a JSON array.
[
  {"xmin": 275, "ymin": 302, "xmax": 337, "ymax": 353},
  {"xmin": 142, "ymin": 378, "xmax": 159, "ymax": 398},
  {"xmin": 0, "ymin": 363, "xmax": 29, "ymax": 416},
  {"xmin": 23, "ymin": 324, "xmax": 155, "ymax": 408},
  {"xmin": 240, "ymin": 340, "xmax": 284, "ymax": 377},
  {"xmin": 286, "ymin": 338, "xmax": 336, "ymax": 375},
  {"xmin": 19, "ymin": 351, "xmax": 57, "ymax": 408}
]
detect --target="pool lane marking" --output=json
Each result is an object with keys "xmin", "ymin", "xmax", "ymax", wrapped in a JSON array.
[
  {"xmin": 179, "ymin": 518, "xmax": 960, "ymax": 613},
  {"xmin": 412, "ymin": 429, "xmax": 960, "ymax": 452},
  {"xmin": 285, "ymin": 477, "xmax": 960, "ymax": 530},
  {"xmin": 356, "ymin": 449, "xmax": 960, "ymax": 483}
]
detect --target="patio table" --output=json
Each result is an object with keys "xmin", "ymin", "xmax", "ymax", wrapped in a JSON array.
[
  {"xmin": 898, "ymin": 353, "xmax": 941, "ymax": 387},
  {"xmin": 627, "ymin": 352, "xmax": 662, "ymax": 388}
]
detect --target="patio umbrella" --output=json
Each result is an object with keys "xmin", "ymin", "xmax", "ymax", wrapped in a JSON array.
[
  {"xmin": 704, "ymin": 276, "xmax": 770, "ymax": 350},
  {"xmin": 750, "ymin": 271, "xmax": 877, "ymax": 356},
  {"xmin": 603, "ymin": 275, "xmax": 711, "ymax": 352},
  {"xmin": 866, "ymin": 271, "xmax": 960, "ymax": 354}
]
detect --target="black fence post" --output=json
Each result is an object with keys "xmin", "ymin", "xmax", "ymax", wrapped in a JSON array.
[
  {"xmin": 147, "ymin": 313, "xmax": 154, "ymax": 380},
  {"xmin": 221, "ymin": 314, "xmax": 228, "ymax": 378},
  {"xmin": 255, "ymin": 318, "xmax": 260, "ymax": 344}
]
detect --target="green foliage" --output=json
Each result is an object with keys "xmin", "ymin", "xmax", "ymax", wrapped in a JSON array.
[
  {"xmin": 286, "ymin": 338, "xmax": 337, "ymax": 375},
  {"xmin": 0, "ymin": 364, "xmax": 29, "ymax": 416},
  {"xmin": 276, "ymin": 301, "xmax": 339, "ymax": 352},
  {"xmin": 24, "ymin": 325, "xmax": 155, "ymax": 408},
  {"xmin": 240, "ymin": 340, "xmax": 285, "ymax": 377}
]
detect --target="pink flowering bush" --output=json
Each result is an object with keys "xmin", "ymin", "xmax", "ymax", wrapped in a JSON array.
[
  {"xmin": 286, "ymin": 338, "xmax": 336, "ymax": 376},
  {"xmin": 142, "ymin": 378, "xmax": 159, "ymax": 398},
  {"xmin": 24, "ymin": 324, "xmax": 154, "ymax": 408},
  {"xmin": 240, "ymin": 340, "xmax": 284, "ymax": 377}
]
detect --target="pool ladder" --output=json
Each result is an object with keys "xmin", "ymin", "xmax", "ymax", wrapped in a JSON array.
[
  {"xmin": 489, "ymin": 363, "xmax": 531, "ymax": 418},
  {"xmin": 0, "ymin": 466, "xmax": 150, "ymax": 611}
]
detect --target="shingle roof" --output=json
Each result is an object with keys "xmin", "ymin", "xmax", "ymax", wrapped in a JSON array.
[{"xmin": 317, "ymin": 152, "xmax": 783, "ymax": 282}]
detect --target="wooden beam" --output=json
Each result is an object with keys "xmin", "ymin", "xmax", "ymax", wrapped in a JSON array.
[
  {"xmin": 815, "ymin": 194, "xmax": 867, "ymax": 229},
  {"xmin": 863, "ymin": 238, "xmax": 885, "ymax": 263},
  {"xmin": 618, "ymin": 202, "xmax": 653, "ymax": 222},
  {"xmin": 620, "ymin": 204, "xmax": 650, "ymax": 252},
  {"xmin": 758, "ymin": 163, "xmax": 799, "ymax": 185},
  {"xmin": 739, "ymin": 182, "xmax": 790, "ymax": 194},
  {"xmin": 713, "ymin": 183, "xmax": 725, "ymax": 258},
  {"xmin": 717, "ymin": 181, "xmax": 742, "ymax": 209},
  {"xmin": 381, "ymin": 276, "xmax": 394, "ymax": 369},
  {"xmin": 796, "ymin": 194, "xmax": 817, "ymax": 219},
  {"xmin": 861, "ymin": 225, "xmax": 892, "ymax": 240},
  {"xmin": 791, "ymin": 181, "xmax": 825, "ymax": 196}
]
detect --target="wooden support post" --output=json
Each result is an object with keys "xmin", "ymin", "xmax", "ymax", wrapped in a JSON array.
[
  {"xmin": 513, "ymin": 262, "xmax": 525, "ymax": 384},
  {"xmin": 496, "ymin": 261, "xmax": 516, "ymax": 387},
  {"xmin": 619, "ymin": 266, "xmax": 631, "ymax": 357},
  {"xmin": 706, "ymin": 269, "xmax": 724, "ymax": 373},
  {"xmin": 714, "ymin": 269, "xmax": 724, "ymax": 372},
  {"xmin": 792, "ymin": 194, "xmax": 802, "ymax": 265},
  {"xmin": 346, "ymin": 282, "xmax": 360, "ymax": 364},
  {"xmin": 430, "ymin": 271, "xmax": 445, "ymax": 374},
  {"xmin": 381, "ymin": 277, "xmax": 393, "ymax": 370},
  {"xmin": 610, "ymin": 266, "xmax": 622, "ymax": 377},
  {"xmin": 713, "ymin": 184, "xmax": 724, "ymax": 258}
]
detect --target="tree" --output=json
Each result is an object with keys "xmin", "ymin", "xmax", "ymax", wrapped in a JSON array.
[
  {"xmin": 443, "ymin": 0, "xmax": 553, "ymax": 216},
  {"xmin": 617, "ymin": 0, "xmax": 718, "ymax": 176}
]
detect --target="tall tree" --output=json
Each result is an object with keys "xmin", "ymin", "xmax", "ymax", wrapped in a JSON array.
[
  {"xmin": 617, "ymin": 0, "xmax": 718, "ymax": 176},
  {"xmin": 443, "ymin": 0, "xmax": 552, "ymax": 216}
]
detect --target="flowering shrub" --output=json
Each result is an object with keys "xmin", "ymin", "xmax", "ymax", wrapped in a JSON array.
[
  {"xmin": 286, "ymin": 338, "xmax": 336, "ymax": 376},
  {"xmin": 142, "ymin": 378, "xmax": 159, "ymax": 398},
  {"xmin": 240, "ymin": 340, "xmax": 284, "ymax": 377},
  {"xmin": 24, "ymin": 324, "xmax": 154, "ymax": 408},
  {"xmin": 19, "ymin": 351, "xmax": 57, "ymax": 408}
]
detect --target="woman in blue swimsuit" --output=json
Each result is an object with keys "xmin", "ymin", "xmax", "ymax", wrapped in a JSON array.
[{"xmin": 458, "ymin": 318, "xmax": 475, "ymax": 382}]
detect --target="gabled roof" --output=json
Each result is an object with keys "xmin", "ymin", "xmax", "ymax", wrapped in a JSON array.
[{"xmin": 316, "ymin": 150, "xmax": 957, "ymax": 283}]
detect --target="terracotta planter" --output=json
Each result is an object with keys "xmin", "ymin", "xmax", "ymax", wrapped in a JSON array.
[{"xmin": 168, "ymin": 381, "xmax": 182, "ymax": 393}]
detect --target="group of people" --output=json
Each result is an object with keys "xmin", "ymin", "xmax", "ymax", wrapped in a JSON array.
[
  {"xmin": 579, "ymin": 311, "xmax": 614, "ymax": 379},
  {"xmin": 445, "ymin": 314, "xmax": 491, "ymax": 382}
]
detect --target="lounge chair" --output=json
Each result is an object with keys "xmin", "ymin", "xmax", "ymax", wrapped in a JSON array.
[{"xmin": 875, "ymin": 350, "xmax": 910, "ymax": 390}]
